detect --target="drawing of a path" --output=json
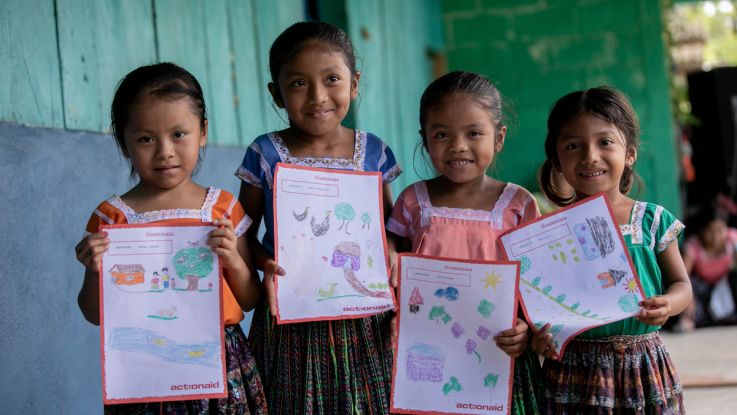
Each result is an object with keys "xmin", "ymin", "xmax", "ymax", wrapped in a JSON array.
[{"xmin": 108, "ymin": 327, "xmax": 221, "ymax": 368}]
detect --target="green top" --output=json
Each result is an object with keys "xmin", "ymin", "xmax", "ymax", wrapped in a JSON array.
[{"xmin": 580, "ymin": 201, "xmax": 684, "ymax": 338}]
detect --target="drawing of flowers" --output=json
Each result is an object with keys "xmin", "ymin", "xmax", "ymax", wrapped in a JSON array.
[
  {"xmin": 451, "ymin": 322, "xmax": 465, "ymax": 338},
  {"xmin": 465, "ymin": 339, "xmax": 481, "ymax": 363},
  {"xmin": 477, "ymin": 299, "xmax": 495, "ymax": 318},
  {"xmin": 477, "ymin": 325, "xmax": 492, "ymax": 340}
]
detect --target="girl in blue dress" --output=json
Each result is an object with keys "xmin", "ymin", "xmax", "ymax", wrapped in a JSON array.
[{"xmin": 235, "ymin": 22, "xmax": 401, "ymax": 414}]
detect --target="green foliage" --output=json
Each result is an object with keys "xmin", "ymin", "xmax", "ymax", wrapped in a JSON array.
[
  {"xmin": 172, "ymin": 247, "xmax": 214, "ymax": 280},
  {"xmin": 442, "ymin": 376, "xmax": 462, "ymax": 395},
  {"xmin": 477, "ymin": 299, "xmax": 495, "ymax": 318}
]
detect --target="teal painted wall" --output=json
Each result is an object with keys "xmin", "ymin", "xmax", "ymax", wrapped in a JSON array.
[
  {"xmin": 442, "ymin": 0, "xmax": 681, "ymax": 215},
  {"xmin": 1, "ymin": 0, "xmax": 304, "ymax": 145}
]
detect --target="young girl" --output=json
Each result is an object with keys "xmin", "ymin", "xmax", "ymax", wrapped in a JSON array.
[
  {"xmin": 235, "ymin": 22, "xmax": 402, "ymax": 414},
  {"xmin": 75, "ymin": 63, "xmax": 267, "ymax": 415},
  {"xmin": 386, "ymin": 70, "xmax": 543, "ymax": 414},
  {"xmin": 534, "ymin": 86, "xmax": 692, "ymax": 413}
]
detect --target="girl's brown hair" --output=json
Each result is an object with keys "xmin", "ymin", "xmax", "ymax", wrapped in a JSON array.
[{"xmin": 539, "ymin": 86, "xmax": 640, "ymax": 206}]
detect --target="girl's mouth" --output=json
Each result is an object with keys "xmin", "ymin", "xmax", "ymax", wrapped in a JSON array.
[
  {"xmin": 447, "ymin": 160, "xmax": 473, "ymax": 168},
  {"xmin": 579, "ymin": 170, "xmax": 605, "ymax": 178}
]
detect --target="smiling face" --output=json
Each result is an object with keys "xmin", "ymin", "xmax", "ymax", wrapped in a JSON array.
[
  {"xmin": 556, "ymin": 112, "xmax": 636, "ymax": 200},
  {"xmin": 270, "ymin": 41, "xmax": 358, "ymax": 139},
  {"xmin": 423, "ymin": 94, "xmax": 505, "ymax": 185},
  {"xmin": 123, "ymin": 94, "xmax": 207, "ymax": 191}
]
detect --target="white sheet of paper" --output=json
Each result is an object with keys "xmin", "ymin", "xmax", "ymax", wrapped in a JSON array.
[
  {"xmin": 392, "ymin": 254, "xmax": 517, "ymax": 415},
  {"xmin": 273, "ymin": 163, "xmax": 395, "ymax": 323},
  {"xmin": 500, "ymin": 195, "xmax": 644, "ymax": 357},
  {"xmin": 100, "ymin": 224, "xmax": 225, "ymax": 404}
]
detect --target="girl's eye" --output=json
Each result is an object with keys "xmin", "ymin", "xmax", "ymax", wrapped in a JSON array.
[
  {"xmin": 433, "ymin": 132, "xmax": 449, "ymax": 140},
  {"xmin": 564, "ymin": 142, "xmax": 578, "ymax": 150},
  {"xmin": 469, "ymin": 131, "xmax": 482, "ymax": 137},
  {"xmin": 138, "ymin": 136, "xmax": 154, "ymax": 144},
  {"xmin": 327, "ymin": 75, "xmax": 340, "ymax": 83},
  {"xmin": 600, "ymin": 138, "xmax": 613, "ymax": 146},
  {"xmin": 173, "ymin": 131, "xmax": 187, "ymax": 140},
  {"xmin": 290, "ymin": 79, "xmax": 306, "ymax": 88}
]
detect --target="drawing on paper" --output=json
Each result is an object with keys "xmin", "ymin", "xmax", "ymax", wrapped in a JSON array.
[
  {"xmin": 293, "ymin": 206, "xmax": 310, "ymax": 222},
  {"xmin": 573, "ymin": 222, "xmax": 600, "ymax": 260},
  {"xmin": 465, "ymin": 339, "xmax": 481, "ymax": 362},
  {"xmin": 334, "ymin": 203, "xmax": 355, "ymax": 235},
  {"xmin": 587, "ymin": 216, "xmax": 615, "ymax": 257},
  {"xmin": 481, "ymin": 271, "xmax": 501, "ymax": 290},
  {"xmin": 330, "ymin": 241, "xmax": 391, "ymax": 298},
  {"xmin": 317, "ymin": 283, "xmax": 337, "ymax": 298},
  {"xmin": 618, "ymin": 293, "xmax": 640, "ymax": 312},
  {"xmin": 483, "ymin": 372, "xmax": 499, "ymax": 400},
  {"xmin": 451, "ymin": 322, "xmax": 465, "ymax": 338},
  {"xmin": 429, "ymin": 306, "xmax": 452, "ymax": 324},
  {"xmin": 147, "ymin": 305, "xmax": 178, "ymax": 320},
  {"xmin": 477, "ymin": 300, "xmax": 495, "ymax": 318},
  {"xmin": 434, "ymin": 286, "xmax": 460, "ymax": 301},
  {"xmin": 172, "ymin": 244, "xmax": 214, "ymax": 291},
  {"xmin": 279, "ymin": 233, "xmax": 326, "ymax": 297},
  {"xmin": 108, "ymin": 327, "xmax": 221, "ymax": 368},
  {"xmin": 406, "ymin": 343, "xmax": 445, "ymax": 383},
  {"xmin": 109, "ymin": 264, "xmax": 145, "ymax": 285},
  {"xmin": 309, "ymin": 210, "xmax": 332, "ymax": 237},
  {"xmin": 409, "ymin": 287, "xmax": 424, "ymax": 314},
  {"xmin": 361, "ymin": 212, "xmax": 371, "ymax": 230},
  {"xmin": 442, "ymin": 376, "xmax": 462, "ymax": 396},
  {"xmin": 520, "ymin": 256, "xmax": 531, "ymax": 274},
  {"xmin": 477, "ymin": 325, "xmax": 492, "ymax": 340},
  {"xmin": 624, "ymin": 276, "xmax": 638, "ymax": 293}
]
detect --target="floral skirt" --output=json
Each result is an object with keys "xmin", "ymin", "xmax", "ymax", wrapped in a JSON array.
[
  {"xmin": 248, "ymin": 298, "xmax": 393, "ymax": 415},
  {"xmin": 105, "ymin": 324, "xmax": 268, "ymax": 415},
  {"xmin": 542, "ymin": 332, "xmax": 684, "ymax": 414}
]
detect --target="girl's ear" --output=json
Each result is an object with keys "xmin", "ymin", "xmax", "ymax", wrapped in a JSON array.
[
  {"xmin": 199, "ymin": 120, "xmax": 208, "ymax": 147},
  {"xmin": 268, "ymin": 82, "xmax": 285, "ymax": 108},
  {"xmin": 494, "ymin": 126, "xmax": 507, "ymax": 153},
  {"xmin": 350, "ymin": 71, "xmax": 361, "ymax": 100},
  {"xmin": 626, "ymin": 147, "xmax": 637, "ymax": 167}
]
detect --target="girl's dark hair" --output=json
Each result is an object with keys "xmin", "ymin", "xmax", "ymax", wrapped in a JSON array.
[
  {"xmin": 268, "ymin": 21, "xmax": 357, "ymax": 96},
  {"xmin": 539, "ymin": 86, "xmax": 640, "ymax": 206},
  {"xmin": 110, "ymin": 62, "xmax": 207, "ymax": 157},
  {"xmin": 418, "ymin": 70, "xmax": 504, "ymax": 148}
]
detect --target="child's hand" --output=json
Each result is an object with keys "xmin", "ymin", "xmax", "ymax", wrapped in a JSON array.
[
  {"xmin": 637, "ymin": 296, "xmax": 672, "ymax": 326},
  {"xmin": 208, "ymin": 217, "xmax": 244, "ymax": 272},
  {"xmin": 494, "ymin": 318, "xmax": 529, "ymax": 358},
  {"xmin": 531, "ymin": 323, "xmax": 558, "ymax": 360},
  {"xmin": 263, "ymin": 259, "xmax": 286, "ymax": 317},
  {"xmin": 75, "ymin": 232, "xmax": 110, "ymax": 272},
  {"xmin": 388, "ymin": 250, "xmax": 399, "ymax": 288}
]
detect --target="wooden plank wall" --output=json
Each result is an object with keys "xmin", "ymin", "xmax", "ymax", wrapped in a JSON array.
[{"xmin": 1, "ymin": 0, "xmax": 304, "ymax": 146}]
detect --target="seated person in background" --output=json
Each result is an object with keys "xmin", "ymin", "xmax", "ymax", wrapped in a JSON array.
[{"xmin": 678, "ymin": 205, "xmax": 737, "ymax": 331}]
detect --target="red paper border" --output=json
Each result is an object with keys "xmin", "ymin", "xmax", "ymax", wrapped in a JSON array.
[
  {"xmin": 99, "ymin": 222, "xmax": 227, "ymax": 404},
  {"xmin": 390, "ymin": 253, "xmax": 518, "ymax": 415},
  {"xmin": 272, "ymin": 162, "xmax": 397, "ymax": 324},
  {"xmin": 498, "ymin": 193, "xmax": 645, "ymax": 360}
]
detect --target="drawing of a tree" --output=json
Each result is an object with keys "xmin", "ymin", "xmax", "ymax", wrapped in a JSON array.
[
  {"xmin": 483, "ymin": 372, "xmax": 499, "ymax": 401},
  {"xmin": 334, "ymin": 203, "xmax": 355, "ymax": 234},
  {"xmin": 429, "ymin": 306, "xmax": 447, "ymax": 324},
  {"xmin": 172, "ymin": 246, "xmax": 214, "ymax": 291},
  {"xmin": 555, "ymin": 293, "xmax": 567, "ymax": 303},
  {"xmin": 532, "ymin": 276, "xmax": 541, "ymax": 286},
  {"xmin": 542, "ymin": 285, "xmax": 552, "ymax": 294},
  {"xmin": 442, "ymin": 376, "xmax": 462, "ymax": 397}
]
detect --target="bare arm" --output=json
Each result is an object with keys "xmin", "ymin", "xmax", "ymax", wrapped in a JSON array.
[
  {"xmin": 75, "ymin": 232, "xmax": 110, "ymax": 325},
  {"xmin": 637, "ymin": 242, "xmax": 692, "ymax": 325}
]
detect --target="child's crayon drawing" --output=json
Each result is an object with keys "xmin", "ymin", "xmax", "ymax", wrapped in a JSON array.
[
  {"xmin": 501, "ymin": 195, "xmax": 644, "ymax": 359},
  {"xmin": 274, "ymin": 164, "xmax": 394, "ymax": 322},
  {"xmin": 393, "ymin": 255, "xmax": 516, "ymax": 414}
]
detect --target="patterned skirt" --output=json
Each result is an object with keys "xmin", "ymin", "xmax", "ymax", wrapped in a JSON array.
[
  {"xmin": 542, "ymin": 332, "xmax": 684, "ymax": 414},
  {"xmin": 512, "ymin": 347, "xmax": 543, "ymax": 415},
  {"xmin": 105, "ymin": 324, "xmax": 268, "ymax": 415},
  {"xmin": 248, "ymin": 298, "xmax": 393, "ymax": 415}
]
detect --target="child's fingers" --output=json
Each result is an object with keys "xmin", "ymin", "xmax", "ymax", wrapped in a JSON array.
[
  {"xmin": 212, "ymin": 218, "xmax": 234, "ymax": 230},
  {"xmin": 639, "ymin": 296, "xmax": 668, "ymax": 308},
  {"xmin": 495, "ymin": 330, "xmax": 527, "ymax": 347},
  {"xmin": 389, "ymin": 251, "xmax": 398, "ymax": 288},
  {"xmin": 530, "ymin": 323, "xmax": 551, "ymax": 354}
]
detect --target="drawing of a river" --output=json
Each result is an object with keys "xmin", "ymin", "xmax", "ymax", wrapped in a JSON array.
[{"xmin": 109, "ymin": 327, "xmax": 221, "ymax": 368}]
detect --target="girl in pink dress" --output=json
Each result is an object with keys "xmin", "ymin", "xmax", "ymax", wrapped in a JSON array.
[{"xmin": 386, "ymin": 71, "xmax": 542, "ymax": 414}]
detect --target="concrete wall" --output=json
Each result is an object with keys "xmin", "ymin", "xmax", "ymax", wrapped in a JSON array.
[{"xmin": 442, "ymin": 0, "xmax": 681, "ymax": 215}]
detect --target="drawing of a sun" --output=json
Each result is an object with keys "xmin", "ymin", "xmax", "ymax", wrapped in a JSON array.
[
  {"xmin": 482, "ymin": 272, "xmax": 501, "ymax": 291},
  {"xmin": 624, "ymin": 276, "xmax": 638, "ymax": 293}
]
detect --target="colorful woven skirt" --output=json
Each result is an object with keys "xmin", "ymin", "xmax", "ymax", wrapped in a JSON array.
[
  {"xmin": 105, "ymin": 324, "xmax": 268, "ymax": 415},
  {"xmin": 248, "ymin": 298, "xmax": 393, "ymax": 415},
  {"xmin": 542, "ymin": 332, "xmax": 684, "ymax": 414},
  {"xmin": 512, "ymin": 347, "xmax": 543, "ymax": 415}
]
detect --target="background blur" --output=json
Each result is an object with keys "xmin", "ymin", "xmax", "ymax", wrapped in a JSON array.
[{"xmin": 1, "ymin": 0, "xmax": 736, "ymax": 413}]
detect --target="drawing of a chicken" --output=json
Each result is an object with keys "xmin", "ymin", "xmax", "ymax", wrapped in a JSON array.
[
  {"xmin": 292, "ymin": 206, "xmax": 309, "ymax": 222},
  {"xmin": 310, "ymin": 210, "xmax": 331, "ymax": 236}
]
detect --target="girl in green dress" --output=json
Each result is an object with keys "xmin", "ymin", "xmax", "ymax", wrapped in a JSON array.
[{"xmin": 534, "ymin": 86, "xmax": 692, "ymax": 414}]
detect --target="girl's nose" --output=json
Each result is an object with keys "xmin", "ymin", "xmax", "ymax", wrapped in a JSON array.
[
  {"xmin": 156, "ymin": 139, "xmax": 175, "ymax": 158},
  {"xmin": 449, "ymin": 136, "xmax": 469, "ymax": 152},
  {"xmin": 582, "ymin": 144, "xmax": 600, "ymax": 163},
  {"xmin": 309, "ymin": 83, "xmax": 327, "ymax": 104}
]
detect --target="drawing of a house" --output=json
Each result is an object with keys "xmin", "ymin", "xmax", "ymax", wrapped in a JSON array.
[
  {"xmin": 406, "ymin": 343, "xmax": 445, "ymax": 382},
  {"xmin": 597, "ymin": 271, "xmax": 615, "ymax": 289},
  {"xmin": 109, "ymin": 264, "xmax": 145, "ymax": 285}
]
